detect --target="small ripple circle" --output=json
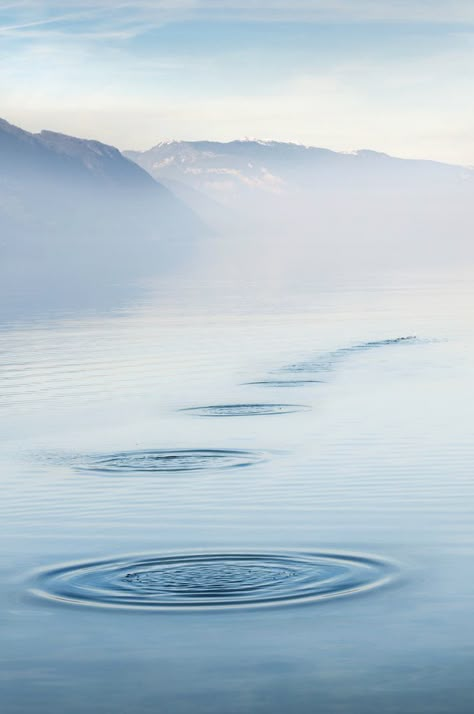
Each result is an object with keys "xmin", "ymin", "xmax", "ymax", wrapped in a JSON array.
[
  {"xmin": 29, "ymin": 551, "xmax": 396, "ymax": 611},
  {"xmin": 243, "ymin": 380, "xmax": 323, "ymax": 387},
  {"xmin": 181, "ymin": 404, "xmax": 310, "ymax": 417},
  {"xmin": 75, "ymin": 449, "xmax": 266, "ymax": 474}
]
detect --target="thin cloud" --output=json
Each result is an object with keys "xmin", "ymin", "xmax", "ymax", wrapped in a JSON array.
[
  {"xmin": 1, "ymin": 1, "xmax": 474, "ymax": 38},
  {"xmin": 0, "ymin": 10, "xmax": 107, "ymax": 35}
]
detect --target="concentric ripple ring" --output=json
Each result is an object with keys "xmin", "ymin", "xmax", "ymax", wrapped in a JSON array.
[
  {"xmin": 181, "ymin": 404, "xmax": 310, "ymax": 417},
  {"xmin": 243, "ymin": 380, "xmax": 324, "ymax": 387},
  {"xmin": 75, "ymin": 449, "xmax": 266, "ymax": 474},
  {"xmin": 29, "ymin": 552, "xmax": 396, "ymax": 611}
]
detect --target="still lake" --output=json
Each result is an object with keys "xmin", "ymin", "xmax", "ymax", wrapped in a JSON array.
[{"xmin": 1, "ymin": 275, "xmax": 474, "ymax": 713}]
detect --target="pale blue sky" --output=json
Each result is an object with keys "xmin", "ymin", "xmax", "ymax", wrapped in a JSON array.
[{"xmin": 1, "ymin": 1, "xmax": 473, "ymax": 163}]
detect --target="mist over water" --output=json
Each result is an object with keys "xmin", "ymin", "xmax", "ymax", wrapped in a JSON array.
[
  {"xmin": 2, "ymin": 125, "xmax": 473, "ymax": 326},
  {"xmin": 2, "ymin": 127, "xmax": 474, "ymax": 713}
]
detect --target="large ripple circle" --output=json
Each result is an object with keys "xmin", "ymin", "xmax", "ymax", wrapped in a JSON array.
[
  {"xmin": 30, "ymin": 552, "xmax": 396, "ymax": 611},
  {"xmin": 75, "ymin": 449, "xmax": 266, "ymax": 474}
]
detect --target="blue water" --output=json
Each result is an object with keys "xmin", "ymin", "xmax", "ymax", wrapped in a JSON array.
[{"xmin": 1, "ymin": 277, "xmax": 474, "ymax": 713}]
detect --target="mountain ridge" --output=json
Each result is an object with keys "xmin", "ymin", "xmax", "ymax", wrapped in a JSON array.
[
  {"xmin": 125, "ymin": 138, "xmax": 472, "ymax": 210},
  {"xmin": 0, "ymin": 117, "xmax": 158, "ymax": 190},
  {"xmin": 126, "ymin": 138, "xmax": 471, "ymax": 172}
]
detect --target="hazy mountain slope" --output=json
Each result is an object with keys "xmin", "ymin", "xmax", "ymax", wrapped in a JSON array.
[
  {"xmin": 0, "ymin": 118, "xmax": 158, "ymax": 189},
  {"xmin": 0, "ymin": 119, "xmax": 206, "ymax": 319},
  {"xmin": 38, "ymin": 130, "xmax": 155, "ymax": 188}
]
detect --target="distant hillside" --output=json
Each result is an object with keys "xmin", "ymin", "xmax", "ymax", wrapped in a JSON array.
[
  {"xmin": 125, "ymin": 139, "xmax": 472, "ymax": 206},
  {"xmin": 126, "ymin": 138, "xmax": 474, "ymax": 280},
  {"xmin": 0, "ymin": 119, "xmax": 205, "ymax": 320}
]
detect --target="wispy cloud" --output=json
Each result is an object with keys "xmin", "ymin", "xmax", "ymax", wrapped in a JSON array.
[
  {"xmin": 0, "ymin": 9, "xmax": 107, "ymax": 36},
  {"xmin": 1, "ymin": 1, "xmax": 474, "ymax": 42},
  {"xmin": 3, "ymin": 38, "xmax": 472, "ymax": 165}
]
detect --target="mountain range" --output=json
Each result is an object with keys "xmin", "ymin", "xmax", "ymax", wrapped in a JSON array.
[
  {"xmin": 125, "ymin": 139, "xmax": 472, "ymax": 206},
  {"xmin": 125, "ymin": 137, "xmax": 473, "ymax": 277},
  {"xmin": 125, "ymin": 140, "xmax": 473, "ymax": 268},
  {"xmin": 1, "ymin": 118, "xmax": 473, "ymax": 317}
]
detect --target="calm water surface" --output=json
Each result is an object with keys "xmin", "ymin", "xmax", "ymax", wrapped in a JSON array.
[{"xmin": 1, "ymin": 277, "xmax": 474, "ymax": 713}]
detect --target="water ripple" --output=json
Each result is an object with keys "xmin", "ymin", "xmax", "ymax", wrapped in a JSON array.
[
  {"xmin": 74, "ymin": 449, "xmax": 266, "ymax": 474},
  {"xmin": 282, "ymin": 335, "xmax": 419, "ymax": 374},
  {"xmin": 29, "ymin": 551, "xmax": 396, "ymax": 610},
  {"xmin": 243, "ymin": 380, "xmax": 324, "ymax": 387},
  {"xmin": 181, "ymin": 404, "xmax": 310, "ymax": 417}
]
